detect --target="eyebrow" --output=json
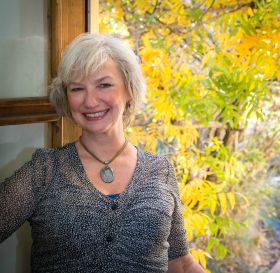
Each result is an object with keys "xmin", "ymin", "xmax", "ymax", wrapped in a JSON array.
[
  {"xmin": 68, "ymin": 81, "xmax": 83, "ymax": 86},
  {"xmin": 94, "ymin": 76, "xmax": 112, "ymax": 83},
  {"xmin": 68, "ymin": 76, "xmax": 112, "ymax": 86}
]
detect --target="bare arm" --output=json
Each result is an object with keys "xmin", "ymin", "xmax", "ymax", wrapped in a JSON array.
[{"xmin": 167, "ymin": 253, "xmax": 206, "ymax": 273}]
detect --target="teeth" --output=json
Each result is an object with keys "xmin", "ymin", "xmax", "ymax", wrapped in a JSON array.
[{"xmin": 85, "ymin": 110, "xmax": 107, "ymax": 118}]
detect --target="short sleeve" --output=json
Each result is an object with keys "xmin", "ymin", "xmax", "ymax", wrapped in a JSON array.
[
  {"xmin": 165, "ymin": 159, "xmax": 189, "ymax": 260},
  {"xmin": 0, "ymin": 149, "xmax": 49, "ymax": 243}
]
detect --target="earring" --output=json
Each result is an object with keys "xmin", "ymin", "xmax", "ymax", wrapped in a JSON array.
[{"xmin": 126, "ymin": 102, "xmax": 131, "ymax": 110}]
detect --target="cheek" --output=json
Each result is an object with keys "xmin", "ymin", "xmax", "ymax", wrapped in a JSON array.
[
  {"xmin": 103, "ymin": 93, "xmax": 122, "ymax": 108},
  {"xmin": 113, "ymin": 90, "xmax": 130, "ymax": 108},
  {"xmin": 67, "ymin": 93, "xmax": 81, "ymax": 112}
]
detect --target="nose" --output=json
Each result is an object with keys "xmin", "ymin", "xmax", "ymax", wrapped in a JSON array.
[{"xmin": 83, "ymin": 89, "xmax": 99, "ymax": 108}]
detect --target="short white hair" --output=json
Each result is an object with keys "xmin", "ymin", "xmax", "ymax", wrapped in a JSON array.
[{"xmin": 50, "ymin": 33, "xmax": 146, "ymax": 127}]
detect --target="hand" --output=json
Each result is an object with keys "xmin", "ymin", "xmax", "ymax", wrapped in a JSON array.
[{"xmin": 167, "ymin": 253, "xmax": 206, "ymax": 273}]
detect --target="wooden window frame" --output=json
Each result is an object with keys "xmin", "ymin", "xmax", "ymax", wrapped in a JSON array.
[
  {"xmin": 0, "ymin": 0, "xmax": 97, "ymax": 147},
  {"xmin": 0, "ymin": 97, "xmax": 58, "ymax": 126}
]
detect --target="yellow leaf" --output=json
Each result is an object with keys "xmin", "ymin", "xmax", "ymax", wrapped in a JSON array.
[
  {"xmin": 188, "ymin": 198, "xmax": 198, "ymax": 209},
  {"xmin": 191, "ymin": 249, "xmax": 208, "ymax": 269},
  {"xmin": 186, "ymin": 220, "xmax": 193, "ymax": 241},
  {"xmin": 196, "ymin": 200, "xmax": 207, "ymax": 212},
  {"xmin": 227, "ymin": 192, "xmax": 235, "ymax": 210},
  {"xmin": 191, "ymin": 249, "xmax": 199, "ymax": 262},
  {"xmin": 209, "ymin": 195, "xmax": 217, "ymax": 215},
  {"xmin": 201, "ymin": 52, "xmax": 212, "ymax": 68},
  {"xmin": 218, "ymin": 193, "xmax": 227, "ymax": 215}
]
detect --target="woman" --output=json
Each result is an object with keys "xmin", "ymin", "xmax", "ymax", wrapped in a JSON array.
[{"xmin": 0, "ymin": 33, "xmax": 205, "ymax": 273}]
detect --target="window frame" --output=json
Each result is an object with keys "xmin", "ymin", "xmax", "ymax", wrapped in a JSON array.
[{"xmin": 0, "ymin": 0, "xmax": 92, "ymax": 147}]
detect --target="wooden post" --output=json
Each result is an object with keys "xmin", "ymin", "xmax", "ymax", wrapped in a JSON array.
[
  {"xmin": 49, "ymin": 0, "xmax": 86, "ymax": 147},
  {"xmin": 49, "ymin": 0, "xmax": 99, "ymax": 147}
]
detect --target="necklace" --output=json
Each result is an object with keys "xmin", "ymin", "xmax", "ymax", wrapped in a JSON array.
[{"xmin": 79, "ymin": 137, "xmax": 128, "ymax": 183}]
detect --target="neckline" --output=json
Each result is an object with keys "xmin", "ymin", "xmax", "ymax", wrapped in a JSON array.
[
  {"xmin": 107, "ymin": 193, "xmax": 120, "ymax": 200},
  {"xmin": 70, "ymin": 142, "xmax": 142, "ymax": 203}
]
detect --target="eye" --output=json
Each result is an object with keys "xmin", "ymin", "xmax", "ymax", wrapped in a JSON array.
[
  {"xmin": 98, "ymin": 83, "xmax": 113, "ymax": 89},
  {"xmin": 70, "ymin": 87, "xmax": 84, "ymax": 92}
]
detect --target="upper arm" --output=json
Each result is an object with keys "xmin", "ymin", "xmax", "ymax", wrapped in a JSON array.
[
  {"xmin": 165, "ymin": 159, "xmax": 189, "ymax": 260},
  {"xmin": 0, "ymin": 149, "xmax": 48, "ymax": 242}
]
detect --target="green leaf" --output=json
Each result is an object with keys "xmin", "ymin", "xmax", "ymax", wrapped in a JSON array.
[{"xmin": 216, "ymin": 243, "xmax": 228, "ymax": 260}]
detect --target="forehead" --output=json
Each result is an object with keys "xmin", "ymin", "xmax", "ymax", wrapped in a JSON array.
[{"xmin": 69, "ymin": 58, "xmax": 123, "ymax": 83}]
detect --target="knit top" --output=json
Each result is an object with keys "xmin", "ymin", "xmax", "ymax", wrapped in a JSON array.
[{"xmin": 0, "ymin": 143, "xmax": 189, "ymax": 273}]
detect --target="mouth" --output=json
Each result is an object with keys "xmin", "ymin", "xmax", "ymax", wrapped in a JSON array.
[{"xmin": 83, "ymin": 109, "xmax": 109, "ymax": 120}]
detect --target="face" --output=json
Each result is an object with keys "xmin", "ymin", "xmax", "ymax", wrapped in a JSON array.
[{"xmin": 67, "ymin": 58, "xmax": 131, "ymax": 136}]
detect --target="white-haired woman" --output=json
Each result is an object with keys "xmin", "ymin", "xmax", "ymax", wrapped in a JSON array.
[{"xmin": 0, "ymin": 33, "xmax": 205, "ymax": 273}]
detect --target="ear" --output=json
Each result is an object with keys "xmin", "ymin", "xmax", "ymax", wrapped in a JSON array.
[{"xmin": 125, "ymin": 100, "xmax": 131, "ymax": 111}]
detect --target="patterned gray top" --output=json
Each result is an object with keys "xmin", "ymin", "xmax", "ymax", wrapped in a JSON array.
[{"xmin": 0, "ymin": 143, "xmax": 189, "ymax": 273}]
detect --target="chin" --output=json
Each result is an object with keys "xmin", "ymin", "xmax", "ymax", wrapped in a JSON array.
[{"xmin": 83, "ymin": 124, "xmax": 115, "ymax": 135}]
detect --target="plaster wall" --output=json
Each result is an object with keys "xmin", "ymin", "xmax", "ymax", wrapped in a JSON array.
[{"xmin": 0, "ymin": 1, "xmax": 48, "ymax": 272}]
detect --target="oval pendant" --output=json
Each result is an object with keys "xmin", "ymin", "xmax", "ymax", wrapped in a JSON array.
[{"xmin": 100, "ymin": 165, "xmax": 114, "ymax": 183}]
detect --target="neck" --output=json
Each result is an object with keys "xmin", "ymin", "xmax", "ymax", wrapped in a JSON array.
[{"xmin": 79, "ymin": 131, "xmax": 127, "ymax": 159}]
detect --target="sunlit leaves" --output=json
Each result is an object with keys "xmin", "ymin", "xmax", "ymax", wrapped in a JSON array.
[
  {"xmin": 100, "ymin": 0, "xmax": 280, "ymax": 269},
  {"xmin": 205, "ymin": 237, "xmax": 228, "ymax": 261},
  {"xmin": 191, "ymin": 248, "xmax": 211, "ymax": 269}
]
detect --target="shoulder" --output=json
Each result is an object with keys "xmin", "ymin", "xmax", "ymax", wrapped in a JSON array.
[
  {"xmin": 28, "ymin": 143, "xmax": 76, "ymax": 173},
  {"xmin": 139, "ymin": 148, "xmax": 176, "ymax": 185},
  {"xmin": 140, "ymin": 147, "xmax": 172, "ymax": 165},
  {"xmin": 141, "ymin": 148, "xmax": 171, "ymax": 168},
  {"xmin": 26, "ymin": 143, "xmax": 76, "ymax": 190},
  {"xmin": 32, "ymin": 142, "xmax": 75, "ymax": 161}
]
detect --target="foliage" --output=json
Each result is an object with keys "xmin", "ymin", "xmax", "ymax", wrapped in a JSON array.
[{"xmin": 99, "ymin": 0, "xmax": 280, "ymax": 270}]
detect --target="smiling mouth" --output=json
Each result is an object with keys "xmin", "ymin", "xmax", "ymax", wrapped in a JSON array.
[{"xmin": 84, "ymin": 110, "xmax": 109, "ymax": 119}]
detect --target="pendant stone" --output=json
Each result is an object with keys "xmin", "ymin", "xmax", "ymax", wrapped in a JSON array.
[{"xmin": 100, "ymin": 165, "xmax": 114, "ymax": 183}]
